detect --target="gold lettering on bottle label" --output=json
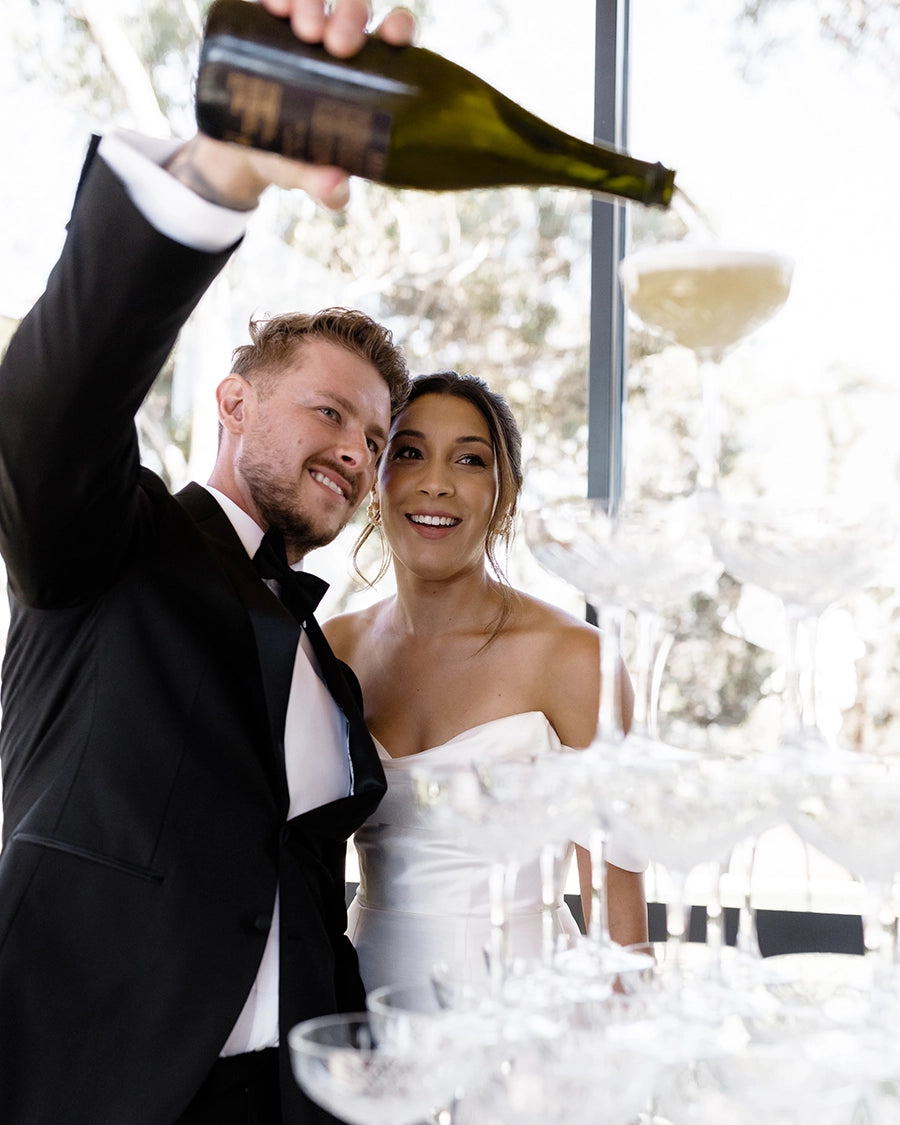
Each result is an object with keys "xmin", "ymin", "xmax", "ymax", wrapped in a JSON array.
[
  {"xmin": 198, "ymin": 61, "xmax": 392, "ymax": 182},
  {"xmin": 307, "ymin": 98, "xmax": 388, "ymax": 180},
  {"xmin": 225, "ymin": 73, "xmax": 282, "ymax": 146}
]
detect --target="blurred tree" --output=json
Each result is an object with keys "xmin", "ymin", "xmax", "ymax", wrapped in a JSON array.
[
  {"xmin": 738, "ymin": 0, "xmax": 900, "ymax": 105},
  {"xmin": 10, "ymin": 0, "xmax": 896, "ymax": 755}
]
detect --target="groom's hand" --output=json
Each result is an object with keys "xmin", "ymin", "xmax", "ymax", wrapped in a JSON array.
[{"xmin": 166, "ymin": 0, "xmax": 417, "ymax": 211}]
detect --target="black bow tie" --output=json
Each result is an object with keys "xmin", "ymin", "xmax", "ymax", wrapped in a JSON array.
[{"xmin": 252, "ymin": 527, "xmax": 329, "ymax": 616}]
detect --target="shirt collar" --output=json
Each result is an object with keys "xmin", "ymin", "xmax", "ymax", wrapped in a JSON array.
[{"xmin": 204, "ymin": 486, "xmax": 305, "ymax": 572}]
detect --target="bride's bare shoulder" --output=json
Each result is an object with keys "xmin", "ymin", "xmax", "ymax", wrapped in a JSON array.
[
  {"xmin": 509, "ymin": 593, "xmax": 604, "ymax": 747},
  {"xmin": 323, "ymin": 598, "xmax": 391, "ymax": 663},
  {"xmin": 514, "ymin": 591, "xmax": 600, "ymax": 652}
]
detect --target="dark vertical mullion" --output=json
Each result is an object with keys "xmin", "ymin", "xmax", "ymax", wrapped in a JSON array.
[{"xmin": 587, "ymin": 0, "xmax": 630, "ymax": 510}]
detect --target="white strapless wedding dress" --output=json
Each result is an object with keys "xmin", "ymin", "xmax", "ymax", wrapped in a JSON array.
[{"xmin": 347, "ymin": 711, "xmax": 644, "ymax": 994}]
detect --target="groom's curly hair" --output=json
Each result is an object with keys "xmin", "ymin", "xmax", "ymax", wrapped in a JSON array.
[{"xmin": 231, "ymin": 307, "xmax": 411, "ymax": 415}]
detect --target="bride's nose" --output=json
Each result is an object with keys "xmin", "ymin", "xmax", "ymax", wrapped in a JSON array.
[{"xmin": 416, "ymin": 460, "xmax": 454, "ymax": 497}]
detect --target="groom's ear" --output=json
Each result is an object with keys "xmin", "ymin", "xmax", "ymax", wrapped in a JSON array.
[{"xmin": 216, "ymin": 373, "xmax": 252, "ymax": 433}]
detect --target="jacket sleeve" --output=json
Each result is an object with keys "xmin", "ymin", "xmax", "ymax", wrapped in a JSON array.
[{"xmin": 0, "ymin": 142, "xmax": 238, "ymax": 608}]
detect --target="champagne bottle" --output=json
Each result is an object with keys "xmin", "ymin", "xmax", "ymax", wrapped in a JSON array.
[{"xmin": 195, "ymin": 0, "xmax": 675, "ymax": 208}]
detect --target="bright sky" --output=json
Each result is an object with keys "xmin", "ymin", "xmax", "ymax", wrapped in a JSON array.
[
  {"xmin": 403, "ymin": 0, "xmax": 900, "ymax": 388},
  {"xmin": 629, "ymin": 0, "xmax": 900, "ymax": 383}
]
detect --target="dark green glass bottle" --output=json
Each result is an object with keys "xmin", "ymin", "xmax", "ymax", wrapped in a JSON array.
[{"xmin": 195, "ymin": 0, "xmax": 675, "ymax": 208}]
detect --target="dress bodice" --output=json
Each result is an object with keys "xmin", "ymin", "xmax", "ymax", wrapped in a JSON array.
[
  {"xmin": 346, "ymin": 712, "xmax": 643, "ymax": 992},
  {"xmin": 355, "ymin": 712, "xmax": 569, "ymax": 917}
]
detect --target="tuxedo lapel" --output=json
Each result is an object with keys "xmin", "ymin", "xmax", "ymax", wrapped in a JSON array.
[
  {"xmin": 176, "ymin": 484, "xmax": 297, "ymax": 811},
  {"xmin": 300, "ymin": 612, "xmax": 386, "ymax": 807},
  {"xmin": 174, "ymin": 484, "xmax": 385, "ymax": 811}
]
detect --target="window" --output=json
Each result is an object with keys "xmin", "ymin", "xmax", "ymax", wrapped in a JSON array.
[{"xmin": 624, "ymin": 0, "xmax": 900, "ymax": 915}]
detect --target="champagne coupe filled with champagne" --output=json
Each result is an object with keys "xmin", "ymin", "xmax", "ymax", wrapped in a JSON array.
[{"xmin": 618, "ymin": 242, "xmax": 794, "ymax": 487}]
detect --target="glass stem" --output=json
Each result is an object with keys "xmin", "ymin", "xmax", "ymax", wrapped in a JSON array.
[
  {"xmin": 597, "ymin": 604, "xmax": 626, "ymax": 743},
  {"xmin": 782, "ymin": 605, "xmax": 824, "ymax": 751},
  {"xmin": 861, "ymin": 880, "xmax": 897, "ymax": 988},
  {"xmin": 587, "ymin": 826, "xmax": 610, "ymax": 947},
  {"xmin": 736, "ymin": 837, "xmax": 762, "ymax": 958},
  {"xmin": 698, "ymin": 355, "xmax": 723, "ymax": 491},
  {"xmin": 650, "ymin": 630, "xmax": 674, "ymax": 743},
  {"xmin": 664, "ymin": 869, "xmax": 689, "ymax": 983},
  {"xmin": 704, "ymin": 859, "xmax": 725, "ymax": 979},
  {"xmin": 539, "ymin": 842, "xmax": 563, "ymax": 967},
  {"xmin": 631, "ymin": 610, "xmax": 662, "ymax": 740},
  {"xmin": 487, "ymin": 859, "xmax": 519, "ymax": 996}
]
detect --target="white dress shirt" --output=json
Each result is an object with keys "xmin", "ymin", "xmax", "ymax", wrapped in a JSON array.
[
  {"xmin": 207, "ymin": 490, "xmax": 350, "ymax": 1056},
  {"xmin": 99, "ymin": 130, "xmax": 249, "ymax": 252}
]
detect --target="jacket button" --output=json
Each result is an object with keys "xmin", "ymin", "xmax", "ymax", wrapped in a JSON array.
[{"xmin": 251, "ymin": 913, "xmax": 272, "ymax": 934}]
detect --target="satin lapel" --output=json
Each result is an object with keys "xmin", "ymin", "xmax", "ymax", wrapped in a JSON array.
[
  {"xmin": 287, "ymin": 788, "xmax": 383, "ymax": 844},
  {"xmin": 176, "ymin": 484, "xmax": 295, "ymax": 812},
  {"xmin": 299, "ymin": 612, "xmax": 386, "ymax": 807}
]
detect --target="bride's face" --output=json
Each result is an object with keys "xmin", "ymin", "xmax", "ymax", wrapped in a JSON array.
[{"xmin": 378, "ymin": 393, "xmax": 498, "ymax": 582}]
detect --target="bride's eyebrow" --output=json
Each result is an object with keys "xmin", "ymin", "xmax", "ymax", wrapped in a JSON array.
[{"xmin": 389, "ymin": 428, "xmax": 492, "ymax": 450}]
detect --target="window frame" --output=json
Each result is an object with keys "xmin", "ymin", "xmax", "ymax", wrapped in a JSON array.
[{"xmin": 588, "ymin": 0, "xmax": 630, "ymax": 510}]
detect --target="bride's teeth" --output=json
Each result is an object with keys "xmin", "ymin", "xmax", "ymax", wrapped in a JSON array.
[
  {"xmin": 410, "ymin": 514, "xmax": 458, "ymax": 527},
  {"xmin": 311, "ymin": 471, "xmax": 344, "ymax": 497}
]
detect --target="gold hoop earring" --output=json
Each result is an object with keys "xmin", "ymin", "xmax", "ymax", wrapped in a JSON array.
[{"xmin": 367, "ymin": 497, "xmax": 382, "ymax": 525}]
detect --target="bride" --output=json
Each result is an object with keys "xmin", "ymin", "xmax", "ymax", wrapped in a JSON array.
[{"xmin": 324, "ymin": 371, "xmax": 648, "ymax": 993}]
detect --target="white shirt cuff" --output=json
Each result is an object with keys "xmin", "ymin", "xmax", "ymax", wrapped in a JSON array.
[{"xmin": 98, "ymin": 129, "xmax": 252, "ymax": 253}]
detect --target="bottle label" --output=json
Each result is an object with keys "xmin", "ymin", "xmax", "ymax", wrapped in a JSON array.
[{"xmin": 197, "ymin": 61, "xmax": 392, "ymax": 181}]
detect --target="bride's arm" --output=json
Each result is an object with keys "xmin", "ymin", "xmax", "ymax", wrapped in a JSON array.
[
  {"xmin": 606, "ymin": 862, "xmax": 649, "ymax": 948},
  {"xmin": 540, "ymin": 617, "xmax": 646, "ymax": 945}
]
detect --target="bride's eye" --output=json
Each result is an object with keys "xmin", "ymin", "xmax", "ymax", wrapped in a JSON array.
[{"xmin": 390, "ymin": 444, "xmax": 422, "ymax": 461}]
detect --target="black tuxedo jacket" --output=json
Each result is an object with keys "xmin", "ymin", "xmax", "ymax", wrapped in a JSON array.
[{"xmin": 0, "ymin": 145, "xmax": 385, "ymax": 1123}]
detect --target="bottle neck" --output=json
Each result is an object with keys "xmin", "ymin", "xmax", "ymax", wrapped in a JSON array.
[{"xmin": 499, "ymin": 99, "xmax": 675, "ymax": 206}]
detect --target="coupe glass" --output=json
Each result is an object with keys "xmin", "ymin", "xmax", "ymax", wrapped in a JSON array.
[
  {"xmin": 383, "ymin": 965, "xmax": 616, "ymax": 1125},
  {"xmin": 701, "ymin": 386, "xmax": 900, "ymax": 754},
  {"xmin": 790, "ymin": 752, "xmax": 900, "ymax": 984},
  {"xmin": 410, "ymin": 749, "xmax": 591, "ymax": 995},
  {"xmin": 618, "ymin": 242, "xmax": 794, "ymax": 489},
  {"xmin": 525, "ymin": 496, "xmax": 721, "ymax": 744},
  {"xmin": 288, "ymin": 1012, "xmax": 463, "ymax": 1125},
  {"xmin": 654, "ymin": 944, "xmax": 871, "ymax": 1125},
  {"xmin": 537, "ymin": 744, "xmax": 656, "ymax": 991},
  {"xmin": 610, "ymin": 743, "xmax": 784, "ymax": 985},
  {"xmin": 663, "ymin": 1028, "xmax": 863, "ymax": 1125},
  {"xmin": 452, "ymin": 1022, "xmax": 658, "ymax": 1125},
  {"xmin": 366, "ymin": 982, "xmax": 484, "ymax": 1124}
]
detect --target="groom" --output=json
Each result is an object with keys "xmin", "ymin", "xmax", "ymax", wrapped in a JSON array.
[{"xmin": 0, "ymin": 1, "xmax": 415, "ymax": 1122}]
